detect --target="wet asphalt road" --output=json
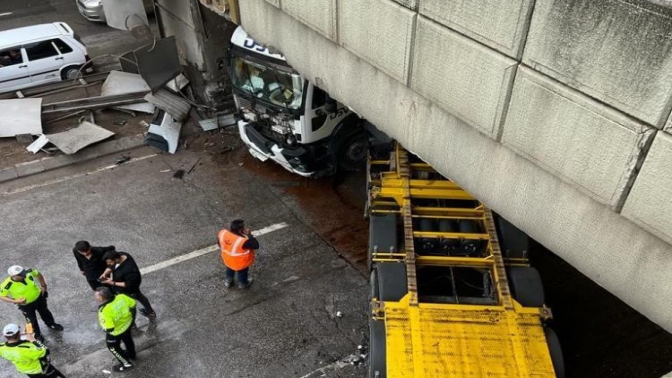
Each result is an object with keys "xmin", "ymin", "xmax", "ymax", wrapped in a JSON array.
[{"xmin": 0, "ymin": 148, "xmax": 368, "ymax": 378}]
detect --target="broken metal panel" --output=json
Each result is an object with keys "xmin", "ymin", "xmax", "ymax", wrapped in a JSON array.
[
  {"xmin": 145, "ymin": 89, "xmax": 191, "ymax": 121},
  {"xmin": 199, "ymin": 113, "xmax": 236, "ymax": 131},
  {"xmin": 0, "ymin": 98, "xmax": 42, "ymax": 138},
  {"xmin": 46, "ymin": 122, "xmax": 115, "ymax": 155},
  {"xmin": 145, "ymin": 111, "xmax": 182, "ymax": 154},
  {"xmin": 42, "ymin": 92, "xmax": 148, "ymax": 114},
  {"xmin": 26, "ymin": 135, "xmax": 49, "ymax": 154},
  {"xmin": 101, "ymin": 71, "xmax": 155, "ymax": 114},
  {"xmin": 166, "ymin": 73, "xmax": 190, "ymax": 93},
  {"xmin": 135, "ymin": 36, "xmax": 182, "ymax": 92}
]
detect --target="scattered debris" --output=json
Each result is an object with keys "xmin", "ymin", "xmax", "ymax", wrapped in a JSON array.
[
  {"xmin": 102, "ymin": 369, "xmax": 111, "ymax": 374},
  {"xmin": 139, "ymin": 120, "xmax": 150, "ymax": 128},
  {"xmin": 160, "ymin": 169, "xmax": 171, "ymax": 173},
  {"xmin": 172, "ymin": 169, "xmax": 185, "ymax": 179},
  {"xmin": 144, "ymin": 111, "xmax": 182, "ymax": 154},
  {"xmin": 16, "ymin": 134, "xmax": 34, "ymax": 145},
  {"xmin": 186, "ymin": 157, "xmax": 202, "ymax": 174},
  {"xmin": 46, "ymin": 122, "xmax": 115, "ymax": 155},
  {"xmin": 44, "ymin": 110, "xmax": 87, "ymax": 125},
  {"xmin": 0, "ymin": 98, "xmax": 43, "ymax": 138},
  {"xmin": 26, "ymin": 135, "xmax": 49, "ymax": 154},
  {"xmin": 145, "ymin": 90, "xmax": 191, "ymax": 122},
  {"xmin": 115, "ymin": 156, "xmax": 131, "ymax": 165},
  {"xmin": 166, "ymin": 73, "xmax": 189, "ymax": 92},
  {"xmin": 336, "ymin": 311, "xmax": 343, "ymax": 318},
  {"xmin": 113, "ymin": 120, "xmax": 127, "ymax": 126},
  {"xmin": 238, "ymin": 162, "xmax": 244, "ymax": 167},
  {"xmin": 101, "ymin": 71, "xmax": 155, "ymax": 114}
]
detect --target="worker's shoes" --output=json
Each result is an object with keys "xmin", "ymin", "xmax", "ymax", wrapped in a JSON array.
[
  {"xmin": 223, "ymin": 280, "xmax": 234, "ymax": 288},
  {"xmin": 34, "ymin": 334, "xmax": 44, "ymax": 343},
  {"xmin": 238, "ymin": 278, "xmax": 253, "ymax": 289},
  {"xmin": 47, "ymin": 324, "xmax": 64, "ymax": 331},
  {"xmin": 114, "ymin": 363, "xmax": 134, "ymax": 372},
  {"xmin": 139, "ymin": 308, "xmax": 156, "ymax": 318}
]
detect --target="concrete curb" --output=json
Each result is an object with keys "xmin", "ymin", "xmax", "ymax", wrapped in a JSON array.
[{"xmin": 0, "ymin": 134, "xmax": 146, "ymax": 184}]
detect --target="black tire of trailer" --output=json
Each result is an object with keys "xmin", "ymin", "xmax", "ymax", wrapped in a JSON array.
[
  {"xmin": 507, "ymin": 266, "xmax": 545, "ymax": 308},
  {"xmin": 368, "ymin": 318, "xmax": 387, "ymax": 378},
  {"xmin": 338, "ymin": 132, "xmax": 369, "ymax": 171},
  {"xmin": 376, "ymin": 263, "xmax": 408, "ymax": 302},
  {"xmin": 494, "ymin": 213, "xmax": 530, "ymax": 260},
  {"xmin": 545, "ymin": 327, "xmax": 565, "ymax": 378}
]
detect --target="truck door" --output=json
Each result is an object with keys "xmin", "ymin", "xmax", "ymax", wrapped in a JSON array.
[{"xmin": 0, "ymin": 46, "xmax": 31, "ymax": 93}]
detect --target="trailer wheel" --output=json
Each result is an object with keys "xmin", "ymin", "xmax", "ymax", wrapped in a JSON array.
[
  {"xmin": 545, "ymin": 327, "xmax": 565, "ymax": 378},
  {"xmin": 368, "ymin": 319, "xmax": 387, "ymax": 378},
  {"xmin": 508, "ymin": 266, "xmax": 545, "ymax": 308},
  {"xmin": 338, "ymin": 133, "xmax": 368, "ymax": 171},
  {"xmin": 370, "ymin": 269, "xmax": 379, "ymax": 300}
]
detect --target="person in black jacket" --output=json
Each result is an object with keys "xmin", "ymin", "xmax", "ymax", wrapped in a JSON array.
[
  {"xmin": 73, "ymin": 241, "xmax": 115, "ymax": 291},
  {"xmin": 99, "ymin": 251, "xmax": 156, "ymax": 318}
]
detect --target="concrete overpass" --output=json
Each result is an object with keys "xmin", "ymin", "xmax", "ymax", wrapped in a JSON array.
[{"xmin": 155, "ymin": 0, "xmax": 672, "ymax": 335}]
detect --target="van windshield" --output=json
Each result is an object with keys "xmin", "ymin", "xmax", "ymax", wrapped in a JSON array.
[{"xmin": 231, "ymin": 56, "xmax": 304, "ymax": 110}]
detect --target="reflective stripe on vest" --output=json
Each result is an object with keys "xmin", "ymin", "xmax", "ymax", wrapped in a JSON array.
[{"xmin": 219, "ymin": 229, "xmax": 255, "ymax": 271}]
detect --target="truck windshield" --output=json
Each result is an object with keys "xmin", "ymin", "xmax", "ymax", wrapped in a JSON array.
[{"xmin": 231, "ymin": 56, "xmax": 304, "ymax": 110}]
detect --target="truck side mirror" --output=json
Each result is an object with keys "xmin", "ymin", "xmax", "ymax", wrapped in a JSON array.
[{"xmin": 325, "ymin": 94, "xmax": 338, "ymax": 114}]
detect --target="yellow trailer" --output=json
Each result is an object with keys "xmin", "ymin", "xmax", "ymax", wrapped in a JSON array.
[{"xmin": 366, "ymin": 143, "xmax": 563, "ymax": 378}]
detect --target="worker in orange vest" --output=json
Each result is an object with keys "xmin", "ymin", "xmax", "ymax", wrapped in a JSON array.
[{"xmin": 218, "ymin": 219, "xmax": 259, "ymax": 289}]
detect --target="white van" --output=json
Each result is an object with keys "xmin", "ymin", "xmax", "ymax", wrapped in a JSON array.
[{"xmin": 0, "ymin": 22, "xmax": 92, "ymax": 93}]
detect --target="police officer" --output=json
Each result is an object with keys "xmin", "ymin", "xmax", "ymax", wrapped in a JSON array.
[
  {"xmin": 95, "ymin": 286, "xmax": 136, "ymax": 372},
  {"xmin": 0, "ymin": 266, "xmax": 63, "ymax": 342},
  {"xmin": 0, "ymin": 323, "xmax": 66, "ymax": 377},
  {"xmin": 218, "ymin": 219, "xmax": 259, "ymax": 289}
]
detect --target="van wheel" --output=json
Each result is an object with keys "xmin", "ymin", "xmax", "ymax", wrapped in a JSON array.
[
  {"xmin": 61, "ymin": 66, "xmax": 82, "ymax": 80},
  {"xmin": 338, "ymin": 133, "xmax": 368, "ymax": 171}
]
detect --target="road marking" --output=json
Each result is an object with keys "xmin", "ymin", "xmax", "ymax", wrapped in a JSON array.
[
  {"xmin": 140, "ymin": 222, "xmax": 289, "ymax": 275},
  {"xmin": 0, "ymin": 154, "xmax": 157, "ymax": 197},
  {"xmin": 0, "ymin": 12, "xmax": 13, "ymax": 17},
  {"xmin": 297, "ymin": 354, "xmax": 360, "ymax": 378}
]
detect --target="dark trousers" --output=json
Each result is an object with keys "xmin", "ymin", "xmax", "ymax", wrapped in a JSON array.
[
  {"xmin": 27, "ymin": 364, "xmax": 66, "ymax": 377},
  {"xmin": 106, "ymin": 327, "xmax": 136, "ymax": 365},
  {"xmin": 19, "ymin": 294, "xmax": 56, "ymax": 338},
  {"xmin": 86, "ymin": 279, "xmax": 100, "ymax": 291},
  {"xmin": 225, "ymin": 267, "xmax": 249, "ymax": 285},
  {"xmin": 129, "ymin": 290, "xmax": 154, "ymax": 314}
]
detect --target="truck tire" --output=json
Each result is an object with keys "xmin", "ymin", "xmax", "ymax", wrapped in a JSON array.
[
  {"xmin": 377, "ymin": 262, "xmax": 407, "ymax": 302},
  {"xmin": 544, "ymin": 327, "xmax": 565, "ymax": 378},
  {"xmin": 370, "ymin": 269, "xmax": 379, "ymax": 300},
  {"xmin": 494, "ymin": 213, "xmax": 530, "ymax": 260},
  {"xmin": 507, "ymin": 266, "xmax": 545, "ymax": 308},
  {"xmin": 368, "ymin": 319, "xmax": 387, "ymax": 378},
  {"xmin": 369, "ymin": 214, "xmax": 397, "ymax": 272},
  {"xmin": 338, "ymin": 133, "xmax": 368, "ymax": 171}
]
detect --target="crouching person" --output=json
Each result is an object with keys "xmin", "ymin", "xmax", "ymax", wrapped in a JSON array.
[{"xmin": 95, "ymin": 287, "xmax": 136, "ymax": 372}]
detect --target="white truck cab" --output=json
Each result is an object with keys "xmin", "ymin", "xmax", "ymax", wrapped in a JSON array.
[
  {"xmin": 229, "ymin": 27, "xmax": 368, "ymax": 177},
  {"xmin": 0, "ymin": 22, "xmax": 92, "ymax": 94}
]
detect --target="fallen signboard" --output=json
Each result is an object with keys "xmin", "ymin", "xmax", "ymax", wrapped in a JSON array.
[{"xmin": 45, "ymin": 121, "xmax": 115, "ymax": 155}]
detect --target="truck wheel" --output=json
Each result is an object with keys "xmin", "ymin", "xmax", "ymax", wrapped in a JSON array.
[
  {"xmin": 545, "ymin": 327, "xmax": 565, "ymax": 378},
  {"xmin": 368, "ymin": 319, "xmax": 387, "ymax": 378},
  {"xmin": 370, "ymin": 269, "xmax": 379, "ymax": 300},
  {"xmin": 338, "ymin": 133, "xmax": 368, "ymax": 171},
  {"xmin": 508, "ymin": 266, "xmax": 545, "ymax": 308},
  {"xmin": 61, "ymin": 65, "xmax": 82, "ymax": 80}
]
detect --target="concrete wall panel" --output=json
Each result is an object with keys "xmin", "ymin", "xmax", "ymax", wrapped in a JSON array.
[
  {"xmin": 266, "ymin": 0, "xmax": 280, "ymax": 7},
  {"xmin": 157, "ymin": 0, "xmax": 195, "ymax": 28},
  {"xmin": 391, "ymin": 0, "xmax": 417, "ymax": 10},
  {"xmin": 157, "ymin": 5, "xmax": 203, "ymax": 69},
  {"xmin": 623, "ymin": 132, "xmax": 672, "ymax": 244},
  {"xmin": 238, "ymin": 0, "xmax": 672, "ymax": 333},
  {"xmin": 281, "ymin": 0, "xmax": 336, "ymax": 41},
  {"xmin": 338, "ymin": 0, "xmax": 416, "ymax": 84},
  {"xmin": 523, "ymin": 0, "xmax": 672, "ymax": 128},
  {"xmin": 420, "ymin": 0, "xmax": 534, "ymax": 58},
  {"xmin": 503, "ymin": 67, "xmax": 655, "ymax": 208},
  {"xmin": 411, "ymin": 17, "xmax": 517, "ymax": 137}
]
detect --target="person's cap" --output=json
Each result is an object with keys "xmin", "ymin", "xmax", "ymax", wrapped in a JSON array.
[
  {"xmin": 2, "ymin": 324, "xmax": 19, "ymax": 337},
  {"xmin": 7, "ymin": 265, "xmax": 25, "ymax": 277}
]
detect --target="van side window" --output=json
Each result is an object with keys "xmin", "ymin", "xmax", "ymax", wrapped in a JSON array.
[
  {"xmin": 0, "ymin": 47, "xmax": 23, "ymax": 67},
  {"xmin": 312, "ymin": 86, "xmax": 327, "ymax": 109},
  {"xmin": 24, "ymin": 41, "xmax": 58, "ymax": 61},
  {"xmin": 52, "ymin": 39, "xmax": 73, "ymax": 54}
]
